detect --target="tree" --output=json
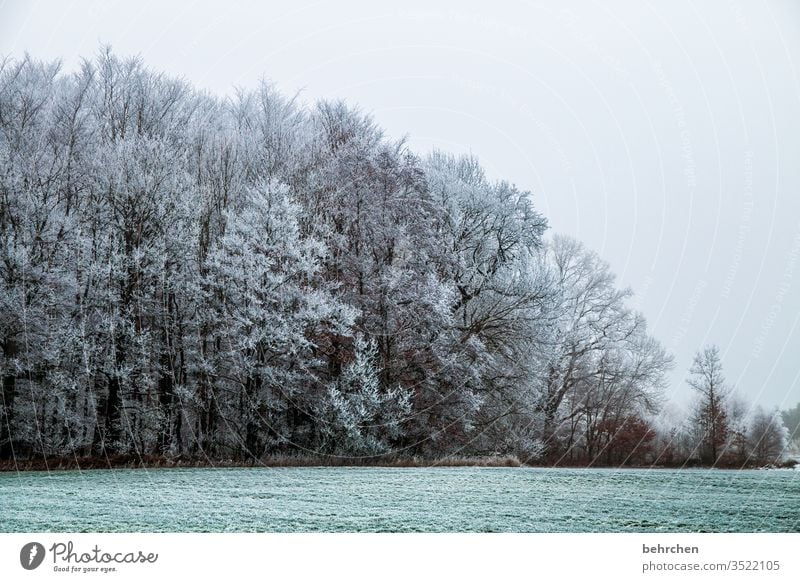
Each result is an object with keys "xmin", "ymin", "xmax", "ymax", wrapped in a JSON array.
[
  {"xmin": 725, "ymin": 393, "xmax": 750, "ymax": 465},
  {"xmin": 421, "ymin": 151, "xmax": 552, "ymax": 457},
  {"xmin": 748, "ymin": 406, "xmax": 789, "ymax": 465},
  {"xmin": 782, "ymin": 402, "xmax": 800, "ymax": 449},
  {"xmin": 315, "ymin": 335, "xmax": 412, "ymax": 456},
  {"xmin": 577, "ymin": 335, "xmax": 671, "ymax": 464},
  {"xmin": 594, "ymin": 414, "xmax": 656, "ymax": 466},
  {"xmin": 535, "ymin": 235, "xmax": 670, "ymax": 461},
  {"xmin": 0, "ymin": 56, "xmax": 83, "ymax": 459},
  {"xmin": 202, "ymin": 179, "xmax": 353, "ymax": 459},
  {"xmin": 687, "ymin": 346, "xmax": 729, "ymax": 464}
]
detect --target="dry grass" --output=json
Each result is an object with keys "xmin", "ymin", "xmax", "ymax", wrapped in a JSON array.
[{"xmin": 0, "ymin": 453, "xmax": 524, "ymax": 472}]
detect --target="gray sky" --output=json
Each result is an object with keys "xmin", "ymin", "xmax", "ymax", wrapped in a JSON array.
[{"xmin": 2, "ymin": 0, "xmax": 799, "ymax": 413}]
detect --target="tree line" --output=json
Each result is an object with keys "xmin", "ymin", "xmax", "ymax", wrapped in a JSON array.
[{"xmin": 0, "ymin": 51, "xmax": 793, "ymax": 467}]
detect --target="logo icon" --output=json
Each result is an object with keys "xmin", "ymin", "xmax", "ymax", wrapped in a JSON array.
[{"xmin": 20, "ymin": 542, "xmax": 46, "ymax": 570}]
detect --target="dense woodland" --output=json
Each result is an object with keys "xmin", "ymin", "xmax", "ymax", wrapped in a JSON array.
[{"xmin": 0, "ymin": 51, "xmax": 794, "ymax": 469}]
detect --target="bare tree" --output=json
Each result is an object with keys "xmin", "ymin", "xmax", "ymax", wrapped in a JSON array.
[
  {"xmin": 687, "ymin": 346, "xmax": 729, "ymax": 464},
  {"xmin": 535, "ymin": 236, "xmax": 671, "ymax": 461}
]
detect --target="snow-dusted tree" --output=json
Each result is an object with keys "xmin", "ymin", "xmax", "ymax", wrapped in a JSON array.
[
  {"xmin": 294, "ymin": 106, "xmax": 465, "ymax": 455},
  {"xmin": 747, "ymin": 406, "xmax": 789, "ymax": 465},
  {"xmin": 315, "ymin": 335, "xmax": 411, "ymax": 456},
  {"xmin": 687, "ymin": 345, "xmax": 729, "ymax": 464},
  {"xmin": 723, "ymin": 392, "xmax": 751, "ymax": 464},
  {"xmin": 421, "ymin": 152, "xmax": 551, "ymax": 457},
  {"xmin": 74, "ymin": 49, "xmax": 201, "ymax": 456},
  {"xmin": 0, "ymin": 56, "xmax": 84, "ymax": 458},
  {"xmin": 203, "ymin": 179, "xmax": 354, "ymax": 459},
  {"xmin": 782, "ymin": 402, "xmax": 800, "ymax": 450},
  {"xmin": 535, "ymin": 235, "xmax": 670, "ymax": 461}
]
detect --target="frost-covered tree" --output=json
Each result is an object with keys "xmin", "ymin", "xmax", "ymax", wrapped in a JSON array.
[
  {"xmin": 315, "ymin": 335, "xmax": 411, "ymax": 455},
  {"xmin": 534, "ymin": 235, "xmax": 671, "ymax": 462},
  {"xmin": 0, "ymin": 56, "xmax": 87, "ymax": 458},
  {"xmin": 202, "ymin": 179, "xmax": 354, "ymax": 458},
  {"xmin": 687, "ymin": 346, "xmax": 729, "ymax": 464},
  {"xmin": 782, "ymin": 402, "xmax": 800, "ymax": 450},
  {"xmin": 421, "ymin": 152, "xmax": 552, "ymax": 457},
  {"xmin": 747, "ymin": 406, "xmax": 789, "ymax": 465}
]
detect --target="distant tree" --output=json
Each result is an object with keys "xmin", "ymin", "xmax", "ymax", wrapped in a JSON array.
[
  {"xmin": 687, "ymin": 346, "xmax": 729, "ymax": 464},
  {"xmin": 782, "ymin": 402, "xmax": 800, "ymax": 447},
  {"xmin": 748, "ymin": 406, "xmax": 789, "ymax": 465},
  {"xmin": 595, "ymin": 414, "xmax": 656, "ymax": 466},
  {"xmin": 577, "ymin": 336, "xmax": 671, "ymax": 464},
  {"xmin": 725, "ymin": 393, "xmax": 751, "ymax": 465}
]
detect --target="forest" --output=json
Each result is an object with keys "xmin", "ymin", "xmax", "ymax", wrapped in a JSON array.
[{"xmin": 0, "ymin": 50, "xmax": 794, "ymax": 469}]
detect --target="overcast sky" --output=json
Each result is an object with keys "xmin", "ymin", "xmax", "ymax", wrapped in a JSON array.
[{"xmin": 2, "ymin": 0, "xmax": 799, "ymax": 413}]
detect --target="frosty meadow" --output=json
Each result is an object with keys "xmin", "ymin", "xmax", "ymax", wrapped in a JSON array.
[{"xmin": 2, "ymin": 467, "xmax": 799, "ymax": 532}]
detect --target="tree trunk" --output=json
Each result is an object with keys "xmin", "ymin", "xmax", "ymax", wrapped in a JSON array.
[
  {"xmin": 105, "ymin": 374, "xmax": 122, "ymax": 453},
  {"xmin": 157, "ymin": 352, "xmax": 174, "ymax": 455},
  {"xmin": 1, "ymin": 338, "xmax": 18, "ymax": 459},
  {"xmin": 0, "ymin": 374, "xmax": 15, "ymax": 459}
]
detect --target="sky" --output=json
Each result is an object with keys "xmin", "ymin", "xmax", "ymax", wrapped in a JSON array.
[{"xmin": 2, "ymin": 0, "xmax": 799, "ymax": 413}]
